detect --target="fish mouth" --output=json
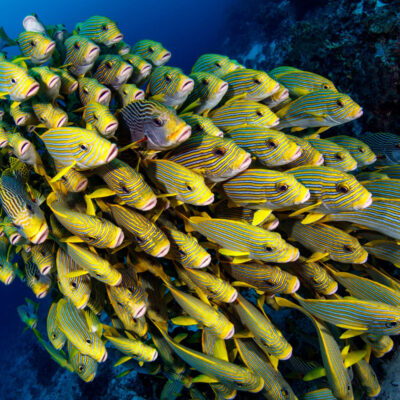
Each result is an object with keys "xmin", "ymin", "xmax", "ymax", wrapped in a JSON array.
[
  {"xmin": 97, "ymin": 89, "xmax": 111, "ymax": 104},
  {"xmin": 290, "ymin": 248, "xmax": 300, "ymax": 262},
  {"xmin": 151, "ymin": 351, "xmax": 158, "ymax": 361},
  {"xmin": 140, "ymin": 64, "xmax": 152, "ymax": 75},
  {"xmin": 32, "ymin": 225, "xmax": 49, "ymax": 244},
  {"xmin": 347, "ymin": 161, "xmax": 358, "ymax": 171},
  {"xmin": 300, "ymin": 190, "xmax": 311, "ymax": 203},
  {"xmin": 359, "ymin": 194, "xmax": 373, "ymax": 210},
  {"xmin": 121, "ymin": 65, "xmax": 133, "ymax": 79},
  {"xmin": 316, "ymin": 155, "xmax": 325, "ymax": 166},
  {"xmin": 219, "ymin": 82, "xmax": 228, "ymax": 93},
  {"xmin": 202, "ymin": 194, "xmax": 215, "ymax": 206},
  {"xmin": 181, "ymin": 79, "xmax": 194, "ymax": 92},
  {"xmin": 19, "ymin": 140, "xmax": 32, "ymax": 155},
  {"xmin": 279, "ymin": 88, "xmax": 289, "ymax": 100},
  {"xmin": 156, "ymin": 244, "xmax": 170, "ymax": 258},
  {"xmin": 105, "ymin": 121, "xmax": 118, "ymax": 134},
  {"xmin": 57, "ymin": 115, "xmax": 67, "ymax": 127},
  {"xmin": 5, "ymin": 275, "xmax": 15, "ymax": 285},
  {"xmin": 355, "ymin": 108, "xmax": 363, "ymax": 118},
  {"xmin": 134, "ymin": 304, "xmax": 147, "ymax": 319},
  {"xmin": 88, "ymin": 46, "xmax": 100, "ymax": 58},
  {"xmin": 290, "ymin": 278, "xmax": 300, "ymax": 293},
  {"xmin": 271, "ymin": 83, "xmax": 280, "ymax": 94},
  {"xmin": 10, "ymin": 233, "xmax": 22, "ymax": 245},
  {"xmin": 112, "ymin": 34, "xmax": 123, "ymax": 43},
  {"xmin": 48, "ymin": 76, "xmax": 60, "ymax": 89},
  {"xmin": 198, "ymin": 254, "xmax": 211, "ymax": 269},
  {"xmin": 176, "ymin": 126, "xmax": 192, "ymax": 143},
  {"xmin": 290, "ymin": 147, "xmax": 302, "ymax": 161},
  {"xmin": 134, "ymin": 90, "xmax": 145, "ymax": 100},
  {"xmin": 228, "ymin": 290, "xmax": 238, "ymax": 303},
  {"xmin": 37, "ymin": 291, "xmax": 48, "ymax": 299},
  {"xmin": 27, "ymin": 83, "xmax": 40, "ymax": 98},
  {"xmin": 271, "ymin": 119, "xmax": 280, "ymax": 127},
  {"xmin": 0, "ymin": 138, "xmax": 8, "ymax": 148},
  {"xmin": 75, "ymin": 179, "xmax": 88, "ymax": 192},
  {"xmin": 16, "ymin": 116, "xmax": 26, "ymax": 126},
  {"xmin": 45, "ymin": 42, "xmax": 55, "ymax": 54},
  {"xmin": 100, "ymin": 351, "xmax": 108, "ymax": 363},
  {"xmin": 239, "ymin": 154, "xmax": 252, "ymax": 171},
  {"xmin": 69, "ymin": 82, "xmax": 78, "ymax": 93},
  {"xmin": 41, "ymin": 265, "xmax": 52, "ymax": 275},
  {"xmin": 267, "ymin": 218, "xmax": 279, "ymax": 231},
  {"xmin": 141, "ymin": 196, "xmax": 157, "ymax": 211},
  {"xmin": 358, "ymin": 253, "xmax": 369, "ymax": 264},
  {"xmin": 111, "ymin": 229, "xmax": 125, "ymax": 248},
  {"xmin": 279, "ymin": 348, "xmax": 293, "ymax": 360},
  {"xmin": 106, "ymin": 144, "xmax": 118, "ymax": 163},
  {"xmin": 215, "ymin": 129, "xmax": 224, "ymax": 137},
  {"xmin": 224, "ymin": 326, "xmax": 235, "ymax": 340},
  {"xmin": 325, "ymin": 282, "xmax": 339, "ymax": 295},
  {"xmin": 161, "ymin": 52, "xmax": 171, "ymax": 62}
]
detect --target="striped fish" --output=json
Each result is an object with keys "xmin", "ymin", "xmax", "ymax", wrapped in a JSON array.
[
  {"xmin": 163, "ymin": 225, "xmax": 211, "ymax": 269},
  {"xmin": 63, "ymin": 242, "xmax": 122, "ymax": 286},
  {"xmin": 78, "ymin": 77, "xmax": 111, "ymax": 106},
  {"xmin": 226, "ymin": 127, "xmax": 301, "ymax": 167},
  {"xmin": 68, "ymin": 342, "xmax": 98, "ymax": 382},
  {"xmin": 152, "ymin": 322, "xmax": 264, "ymax": 393},
  {"xmin": 51, "ymin": 68, "xmax": 78, "ymax": 95},
  {"xmin": 187, "ymin": 215, "xmax": 299, "ymax": 263},
  {"xmin": 40, "ymin": 126, "xmax": 118, "ymax": 170},
  {"xmin": 146, "ymin": 159, "xmax": 214, "ymax": 206},
  {"xmin": 105, "ymin": 203, "xmax": 170, "ymax": 257},
  {"xmin": 362, "ymin": 178, "xmax": 400, "ymax": 199},
  {"xmin": 262, "ymin": 84, "xmax": 290, "ymax": 109},
  {"xmin": 47, "ymin": 302, "xmax": 67, "ymax": 350},
  {"xmin": 363, "ymin": 239, "xmax": 400, "ymax": 267},
  {"xmin": 0, "ymin": 58, "xmax": 39, "ymax": 101},
  {"xmin": 54, "ymin": 160, "xmax": 88, "ymax": 193},
  {"xmin": 86, "ymin": 279, "xmax": 106, "ymax": 316},
  {"xmin": 47, "ymin": 192, "xmax": 124, "ymax": 249},
  {"xmin": 291, "ymin": 222, "xmax": 368, "ymax": 264},
  {"xmin": 17, "ymin": 31, "xmax": 55, "ymax": 65},
  {"xmin": 0, "ymin": 170, "xmax": 49, "ymax": 244},
  {"xmin": 192, "ymin": 54, "xmax": 242, "ymax": 78},
  {"xmin": 24, "ymin": 258, "xmax": 52, "ymax": 298},
  {"xmin": 361, "ymin": 333, "xmax": 393, "ymax": 359},
  {"xmin": 168, "ymin": 133, "xmax": 251, "ymax": 182},
  {"xmin": 302, "ymin": 388, "xmax": 336, "ymax": 400},
  {"xmin": 226, "ymin": 262, "xmax": 300, "ymax": 295},
  {"xmin": 120, "ymin": 100, "xmax": 191, "ymax": 151},
  {"xmin": 32, "ymin": 101, "xmax": 68, "ymax": 128},
  {"xmin": 150, "ymin": 331, "xmax": 184, "ymax": 372},
  {"xmin": 288, "ymin": 165, "xmax": 372, "ymax": 214},
  {"xmin": 364, "ymin": 263, "xmax": 400, "ymax": 293},
  {"xmin": 131, "ymin": 40, "xmax": 171, "ymax": 66},
  {"xmin": 378, "ymin": 165, "xmax": 400, "ymax": 179},
  {"xmin": 114, "ymin": 40, "xmax": 131, "ymax": 56},
  {"xmin": 56, "ymin": 298, "xmax": 107, "ymax": 363},
  {"xmin": 56, "ymin": 247, "xmax": 91, "ymax": 310},
  {"xmin": 63, "ymin": 35, "xmax": 100, "ymax": 77},
  {"xmin": 321, "ymin": 199, "xmax": 400, "ymax": 240},
  {"xmin": 327, "ymin": 135, "xmax": 376, "ymax": 167},
  {"xmin": 117, "ymin": 83, "xmax": 145, "ymax": 107},
  {"xmin": 180, "ymin": 113, "xmax": 223, "ymax": 137},
  {"xmin": 1, "ymin": 217, "xmax": 24, "ymax": 245},
  {"xmin": 147, "ymin": 66, "xmax": 193, "ymax": 108},
  {"xmin": 356, "ymin": 171, "xmax": 390, "ymax": 181},
  {"xmin": 122, "ymin": 53, "xmax": 152, "ymax": 86},
  {"xmin": 282, "ymin": 135, "xmax": 325, "ymax": 167},
  {"xmin": 31, "ymin": 241, "xmax": 55, "ymax": 275},
  {"xmin": 93, "ymin": 55, "xmax": 133, "ymax": 90},
  {"xmin": 95, "ymin": 158, "xmax": 157, "ymax": 211},
  {"xmin": 353, "ymin": 359, "xmax": 380, "ymax": 398},
  {"xmin": 76, "ymin": 15, "xmax": 123, "ymax": 47},
  {"xmin": 9, "ymin": 102, "xmax": 38, "ymax": 126},
  {"xmin": 181, "ymin": 72, "xmax": 227, "ymax": 114},
  {"xmin": 292, "ymin": 293, "xmax": 400, "ymax": 336},
  {"xmin": 223, "ymin": 68, "xmax": 279, "ymax": 102},
  {"xmin": 222, "ymin": 168, "xmax": 310, "ymax": 210},
  {"xmin": 235, "ymin": 338, "xmax": 297, "ymax": 400},
  {"xmin": 29, "ymin": 66, "xmax": 61, "ymax": 102},
  {"xmin": 269, "ymin": 66, "xmax": 337, "ymax": 98},
  {"xmin": 234, "ymin": 293, "xmax": 292, "ymax": 359},
  {"xmin": 360, "ymin": 132, "xmax": 400, "ymax": 166},
  {"xmin": 82, "ymin": 102, "xmax": 118, "ymax": 138},
  {"xmin": 209, "ymin": 99, "xmax": 279, "ymax": 131},
  {"xmin": 0, "ymin": 237, "xmax": 16, "ymax": 285},
  {"xmin": 275, "ymin": 90, "xmax": 362, "ymax": 134}
]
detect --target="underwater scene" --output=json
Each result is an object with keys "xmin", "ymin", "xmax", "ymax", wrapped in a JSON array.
[{"xmin": 0, "ymin": 0, "xmax": 400, "ymax": 399}]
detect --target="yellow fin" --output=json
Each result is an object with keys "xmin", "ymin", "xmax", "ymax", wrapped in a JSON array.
[
  {"xmin": 171, "ymin": 316, "xmax": 199, "ymax": 326},
  {"xmin": 301, "ymin": 212, "xmax": 326, "ymax": 225},
  {"xmin": 87, "ymin": 188, "xmax": 116, "ymax": 199},
  {"xmin": 289, "ymin": 201, "xmax": 322, "ymax": 217},
  {"xmin": 179, "ymin": 99, "xmax": 201, "ymax": 114},
  {"xmin": 114, "ymin": 356, "xmax": 132, "ymax": 367},
  {"xmin": 341, "ymin": 345, "xmax": 350, "ymax": 357},
  {"xmin": 252, "ymin": 209, "xmax": 272, "ymax": 225},
  {"xmin": 214, "ymin": 338, "xmax": 229, "ymax": 362},
  {"xmin": 150, "ymin": 94, "xmax": 166, "ymax": 102},
  {"xmin": 64, "ymin": 270, "xmax": 89, "ymax": 279},
  {"xmin": 307, "ymin": 252, "xmax": 330, "ymax": 263},
  {"xmin": 125, "ymin": 331, "xmax": 136, "ymax": 340},
  {"xmin": 303, "ymin": 367, "xmax": 326, "ymax": 381},
  {"xmin": 343, "ymin": 349, "xmax": 367, "ymax": 368},
  {"xmin": 233, "ymin": 330, "xmax": 254, "ymax": 339},
  {"xmin": 314, "ymin": 126, "xmax": 330, "ymax": 135},
  {"xmin": 231, "ymin": 256, "xmax": 252, "ymax": 264},
  {"xmin": 50, "ymin": 161, "xmax": 77, "ymax": 183},
  {"xmin": 62, "ymin": 236, "xmax": 85, "ymax": 243},
  {"xmin": 218, "ymin": 248, "xmax": 250, "ymax": 257},
  {"xmin": 84, "ymin": 195, "xmax": 96, "ymax": 216},
  {"xmin": 173, "ymin": 333, "xmax": 188, "ymax": 343},
  {"xmin": 340, "ymin": 329, "xmax": 368, "ymax": 339},
  {"xmin": 231, "ymin": 281, "xmax": 258, "ymax": 289},
  {"xmin": 191, "ymin": 375, "xmax": 219, "ymax": 384}
]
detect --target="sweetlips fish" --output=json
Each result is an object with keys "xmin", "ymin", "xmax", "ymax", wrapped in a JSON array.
[
  {"xmin": 0, "ymin": 236, "xmax": 16, "ymax": 285},
  {"xmin": 31, "ymin": 241, "xmax": 55, "ymax": 275},
  {"xmin": 81, "ymin": 102, "xmax": 118, "ymax": 138},
  {"xmin": 147, "ymin": 66, "xmax": 194, "ymax": 108},
  {"xmin": 275, "ymin": 90, "xmax": 362, "ymax": 134},
  {"xmin": 75, "ymin": 15, "xmax": 123, "ymax": 47},
  {"xmin": 353, "ymin": 359, "xmax": 381, "ymax": 398},
  {"xmin": 9, "ymin": 102, "xmax": 39, "ymax": 126},
  {"xmin": 222, "ymin": 168, "xmax": 310, "ymax": 210},
  {"xmin": 47, "ymin": 302, "xmax": 67, "ymax": 350},
  {"xmin": 226, "ymin": 126, "xmax": 302, "ymax": 167},
  {"xmin": 360, "ymin": 132, "xmax": 400, "ymax": 165},
  {"xmin": 362, "ymin": 178, "xmax": 400, "ymax": 199},
  {"xmin": 179, "ymin": 113, "xmax": 223, "ymax": 137},
  {"xmin": 192, "ymin": 54, "xmax": 242, "ymax": 77},
  {"xmin": 378, "ymin": 164, "xmax": 400, "ymax": 179},
  {"xmin": 122, "ymin": 53, "xmax": 152, "ymax": 86},
  {"xmin": 262, "ymin": 84, "xmax": 290, "ymax": 109},
  {"xmin": 7, "ymin": 134, "xmax": 42, "ymax": 170},
  {"xmin": 362, "ymin": 333, "xmax": 393, "ymax": 359},
  {"xmin": 327, "ymin": 135, "xmax": 376, "ymax": 167},
  {"xmin": 29, "ymin": 66, "xmax": 61, "ymax": 103},
  {"xmin": 291, "ymin": 222, "xmax": 368, "ymax": 264},
  {"xmin": 40, "ymin": 126, "xmax": 118, "ymax": 170},
  {"xmin": 51, "ymin": 68, "xmax": 78, "ymax": 95},
  {"xmin": 93, "ymin": 55, "xmax": 133, "ymax": 90},
  {"xmin": 269, "ymin": 66, "xmax": 337, "ymax": 98},
  {"xmin": 120, "ymin": 99, "xmax": 191, "ymax": 151},
  {"xmin": 68, "ymin": 342, "xmax": 98, "ymax": 382},
  {"xmin": 307, "ymin": 138, "xmax": 357, "ymax": 172},
  {"xmin": 94, "ymin": 158, "xmax": 157, "ymax": 211},
  {"xmin": 209, "ymin": 98, "xmax": 279, "ymax": 131},
  {"xmin": 185, "ymin": 214, "xmax": 299, "ymax": 263},
  {"xmin": 32, "ymin": 101, "xmax": 68, "ymax": 128},
  {"xmin": 117, "ymin": 83, "xmax": 144, "ymax": 107},
  {"xmin": 113, "ymin": 40, "xmax": 130, "ymax": 56},
  {"xmin": 146, "ymin": 159, "xmax": 214, "ymax": 206},
  {"xmin": 54, "ymin": 160, "xmax": 88, "ymax": 193},
  {"xmin": 17, "ymin": 297, "xmax": 39, "ymax": 331},
  {"xmin": 222, "ymin": 68, "xmax": 279, "ymax": 102},
  {"xmin": 56, "ymin": 298, "xmax": 107, "ymax": 363},
  {"xmin": 132, "ymin": 39, "xmax": 171, "ymax": 66},
  {"xmin": 363, "ymin": 240, "xmax": 400, "ymax": 266},
  {"xmin": 78, "ymin": 77, "xmax": 111, "ymax": 106},
  {"xmin": 24, "ymin": 258, "xmax": 52, "ymax": 298},
  {"xmin": 63, "ymin": 35, "xmax": 100, "ymax": 77},
  {"xmin": 17, "ymin": 31, "xmax": 55, "ymax": 65},
  {"xmin": 181, "ymin": 72, "xmax": 227, "ymax": 114},
  {"xmin": 167, "ymin": 133, "xmax": 251, "ymax": 182},
  {"xmin": 0, "ymin": 57, "xmax": 39, "ymax": 102},
  {"xmin": 1, "ymin": 217, "xmax": 24, "ymax": 245}
]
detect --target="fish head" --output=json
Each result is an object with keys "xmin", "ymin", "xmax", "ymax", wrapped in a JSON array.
[
  {"xmin": 132, "ymin": 40, "xmax": 171, "ymax": 66},
  {"xmin": 124, "ymin": 54, "xmax": 152, "ymax": 83},
  {"xmin": 31, "ymin": 242, "xmax": 54, "ymax": 275},
  {"xmin": 270, "ymin": 172, "xmax": 310, "ymax": 207},
  {"xmin": 31, "ymin": 66, "xmax": 61, "ymax": 91},
  {"xmin": 78, "ymin": 77, "xmax": 111, "ymax": 106},
  {"xmin": 118, "ymin": 84, "xmax": 144, "ymax": 107},
  {"xmin": 84, "ymin": 102, "xmax": 118, "ymax": 137},
  {"xmin": 94, "ymin": 56, "xmax": 133, "ymax": 88},
  {"xmin": 301, "ymin": 262, "xmax": 338, "ymax": 295},
  {"xmin": 57, "ymin": 69, "xmax": 78, "ymax": 95},
  {"xmin": 328, "ymin": 92, "xmax": 363, "ymax": 123},
  {"xmin": 287, "ymin": 135, "xmax": 325, "ymax": 167},
  {"xmin": 260, "ymin": 233, "xmax": 300, "ymax": 263},
  {"xmin": 58, "ymin": 167, "xmax": 88, "ymax": 193},
  {"xmin": 0, "ymin": 260, "xmax": 16, "ymax": 285},
  {"xmin": 70, "ymin": 351, "xmax": 98, "ymax": 382},
  {"xmin": 64, "ymin": 35, "xmax": 100, "ymax": 67},
  {"xmin": 78, "ymin": 330, "xmax": 107, "ymax": 363},
  {"xmin": 134, "ymin": 223, "xmax": 170, "ymax": 258},
  {"xmin": 355, "ymin": 144, "xmax": 376, "ymax": 166},
  {"xmin": 77, "ymin": 16, "xmax": 123, "ymax": 47},
  {"xmin": 331, "ymin": 233, "xmax": 368, "ymax": 264},
  {"xmin": 192, "ymin": 54, "xmax": 236, "ymax": 77},
  {"xmin": 190, "ymin": 72, "xmax": 227, "ymax": 101},
  {"xmin": 242, "ymin": 101, "xmax": 279, "ymax": 128},
  {"xmin": 30, "ymin": 271, "xmax": 52, "ymax": 298},
  {"xmin": 10, "ymin": 103, "xmax": 35, "ymax": 126},
  {"xmin": 17, "ymin": 32, "xmax": 55, "ymax": 64},
  {"xmin": 65, "ymin": 275, "xmax": 91, "ymax": 310}
]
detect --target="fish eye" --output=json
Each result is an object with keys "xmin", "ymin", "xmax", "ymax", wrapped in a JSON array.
[
  {"xmin": 165, "ymin": 74, "xmax": 172, "ymax": 83},
  {"xmin": 277, "ymin": 183, "xmax": 289, "ymax": 192},
  {"xmin": 74, "ymin": 42, "xmax": 80, "ymax": 50},
  {"xmin": 102, "ymin": 24, "xmax": 108, "ymax": 31},
  {"xmin": 86, "ymin": 339, "xmax": 91, "ymax": 344},
  {"xmin": 343, "ymin": 245, "xmax": 353, "ymax": 252},
  {"xmin": 153, "ymin": 117, "xmax": 165, "ymax": 127},
  {"xmin": 51, "ymin": 333, "xmax": 57, "ymax": 339},
  {"xmin": 386, "ymin": 321, "xmax": 398, "ymax": 328},
  {"xmin": 215, "ymin": 62, "xmax": 221, "ymax": 68},
  {"xmin": 71, "ymin": 280, "xmax": 77, "ymax": 288},
  {"xmin": 61, "ymin": 176, "xmax": 67, "ymax": 183},
  {"xmin": 253, "ymin": 78, "xmax": 261, "ymax": 85},
  {"xmin": 122, "ymin": 90, "xmax": 128, "ymax": 95},
  {"xmin": 117, "ymin": 301, "xmax": 123, "ymax": 306},
  {"xmin": 105, "ymin": 61, "xmax": 113, "ymax": 69},
  {"xmin": 26, "ymin": 203, "xmax": 33, "ymax": 212},
  {"xmin": 336, "ymin": 99, "xmax": 344, "ymax": 107},
  {"xmin": 92, "ymin": 114, "xmax": 99, "ymax": 121},
  {"xmin": 148, "ymin": 46, "xmax": 155, "ymax": 53},
  {"xmin": 358, "ymin": 146, "xmax": 366, "ymax": 153},
  {"xmin": 135, "ymin": 236, "xmax": 144, "ymax": 244},
  {"xmin": 336, "ymin": 183, "xmax": 349, "ymax": 194},
  {"xmin": 202, "ymin": 78, "xmax": 209, "ymax": 86},
  {"xmin": 323, "ymin": 84, "xmax": 330, "ymax": 89},
  {"xmin": 39, "ymin": 117, "xmax": 45, "ymax": 123},
  {"xmin": 256, "ymin": 110, "xmax": 264, "ymax": 117},
  {"xmin": 178, "ymin": 250, "xmax": 186, "ymax": 257},
  {"xmin": 265, "ymin": 246, "xmax": 273, "ymax": 252},
  {"xmin": 281, "ymin": 388, "xmax": 289, "ymax": 396},
  {"xmin": 30, "ymin": 41, "xmax": 36, "ymax": 47},
  {"xmin": 121, "ymin": 185, "xmax": 130, "ymax": 194},
  {"xmin": 214, "ymin": 147, "xmax": 226, "ymax": 156},
  {"xmin": 83, "ymin": 87, "xmax": 89, "ymax": 94},
  {"xmin": 266, "ymin": 139, "xmax": 277, "ymax": 149},
  {"xmin": 186, "ymin": 184, "xmax": 193, "ymax": 191},
  {"xmin": 10, "ymin": 78, "xmax": 16, "ymax": 84},
  {"xmin": 80, "ymin": 144, "xmax": 88, "ymax": 151},
  {"xmin": 78, "ymin": 365, "xmax": 84, "ymax": 372},
  {"xmin": 40, "ymin": 250, "xmax": 46, "ymax": 256},
  {"xmin": 335, "ymin": 153, "xmax": 344, "ymax": 160}
]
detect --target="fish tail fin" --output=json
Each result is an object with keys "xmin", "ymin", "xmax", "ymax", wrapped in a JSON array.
[{"xmin": 0, "ymin": 27, "xmax": 17, "ymax": 47}]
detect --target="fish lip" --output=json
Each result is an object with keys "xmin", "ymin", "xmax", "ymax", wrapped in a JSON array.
[
  {"xmin": 75, "ymin": 179, "xmax": 88, "ymax": 192},
  {"xmin": 271, "ymin": 83, "xmax": 280, "ymax": 94},
  {"xmin": 279, "ymin": 348, "xmax": 293, "ymax": 360},
  {"xmin": 316, "ymin": 155, "xmax": 325, "ymax": 166},
  {"xmin": 290, "ymin": 147, "xmax": 302, "ymax": 161},
  {"xmin": 347, "ymin": 161, "xmax": 358, "ymax": 171},
  {"xmin": 88, "ymin": 46, "xmax": 100, "ymax": 57},
  {"xmin": 140, "ymin": 197, "xmax": 157, "ymax": 211},
  {"xmin": 56, "ymin": 115, "xmax": 67, "ymax": 127},
  {"xmin": 27, "ymin": 83, "xmax": 40, "ymax": 98},
  {"xmin": 197, "ymin": 254, "xmax": 211, "ymax": 269},
  {"xmin": 290, "ymin": 249, "xmax": 300, "ymax": 262},
  {"xmin": 134, "ymin": 90, "xmax": 145, "ymax": 100},
  {"xmin": 140, "ymin": 64, "xmax": 151, "ymax": 75},
  {"xmin": 134, "ymin": 305, "xmax": 147, "ymax": 319},
  {"xmin": 156, "ymin": 245, "xmax": 170, "ymax": 258},
  {"xmin": 105, "ymin": 121, "xmax": 118, "ymax": 134},
  {"xmin": 19, "ymin": 140, "xmax": 32, "ymax": 155},
  {"xmin": 267, "ymin": 218, "xmax": 279, "ymax": 230},
  {"xmin": 279, "ymin": 88, "xmax": 289, "ymax": 100},
  {"xmin": 355, "ymin": 108, "xmax": 363, "ymax": 118},
  {"xmin": 228, "ymin": 290, "xmax": 238, "ymax": 303},
  {"xmin": 48, "ymin": 76, "xmax": 60, "ymax": 89},
  {"xmin": 176, "ymin": 126, "xmax": 192, "ymax": 143},
  {"xmin": 111, "ymin": 229, "xmax": 125, "ymax": 249},
  {"xmin": 106, "ymin": 144, "xmax": 118, "ymax": 163},
  {"xmin": 219, "ymin": 82, "xmax": 228, "ymax": 93},
  {"xmin": 325, "ymin": 282, "xmax": 338, "ymax": 295},
  {"xmin": 16, "ymin": 116, "xmax": 26, "ymax": 126},
  {"xmin": 0, "ymin": 139, "xmax": 8, "ymax": 148},
  {"xmin": 41, "ymin": 265, "xmax": 52, "ymax": 275},
  {"xmin": 5, "ymin": 275, "xmax": 14, "ymax": 285},
  {"xmin": 151, "ymin": 351, "xmax": 158, "ymax": 361},
  {"xmin": 121, "ymin": 65, "xmax": 133, "ymax": 77},
  {"xmin": 37, "ymin": 291, "xmax": 47, "ymax": 299},
  {"xmin": 290, "ymin": 278, "xmax": 300, "ymax": 293},
  {"xmin": 112, "ymin": 34, "xmax": 123, "ymax": 43},
  {"xmin": 32, "ymin": 226, "xmax": 49, "ymax": 245},
  {"xmin": 239, "ymin": 154, "xmax": 252, "ymax": 171},
  {"xmin": 224, "ymin": 326, "xmax": 235, "ymax": 340},
  {"xmin": 69, "ymin": 82, "xmax": 78, "ymax": 93},
  {"xmin": 10, "ymin": 233, "xmax": 22, "ymax": 245},
  {"xmin": 301, "ymin": 190, "xmax": 311, "ymax": 203},
  {"xmin": 45, "ymin": 42, "xmax": 55, "ymax": 54},
  {"xmin": 358, "ymin": 253, "xmax": 369, "ymax": 264},
  {"xmin": 97, "ymin": 89, "xmax": 111, "ymax": 104},
  {"xmin": 202, "ymin": 194, "xmax": 215, "ymax": 206},
  {"xmin": 271, "ymin": 119, "xmax": 280, "ymax": 127},
  {"xmin": 181, "ymin": 79, "xmax": 194, "ymax": 92},
  {"xmin": 359, "ymin": 194, "xmax": 373, "ymax": 210},
  {"xmin": 161, "ymin": 52, "xmax": 171, "ymax": 61},
  {"xmin": 100, "ymin": 351, "xmax": 108, "ymax": 363}
]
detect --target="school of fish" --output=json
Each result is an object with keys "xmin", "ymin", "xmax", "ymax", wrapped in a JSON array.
[{"xmin": 1, "ymin": 13, "xmax": 400, "ymax": 400}]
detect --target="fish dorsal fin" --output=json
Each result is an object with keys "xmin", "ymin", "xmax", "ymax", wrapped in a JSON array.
[
  {"xmin": 171, "ymin": 316, "xmax": 198, "ymax": 326},
  {"xmin": 339, "ymin": 328, "xmax": 368, "ymax": 339},
  {"xmin": 343, "ymin": 349, "xmax": 367, "ymax": 368}
]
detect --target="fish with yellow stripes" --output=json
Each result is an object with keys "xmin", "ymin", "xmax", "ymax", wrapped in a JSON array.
[
  {"xmin": 0, "ymin": 237, "xmax": 17, "ymax": 285},
  {"xmin": 78, "ymin": 76, "xmax": 111, "ymax": 105},
  {"xmin": 29, "ymin": 66, "xmax": 61, "ymax": 103},
  {"xmin": 131, "ymin": 40, "xmax": 171, "ymax": 66},
  {"xmin": 285, "ymin": 135, "xmax": 324, "ymax": 167},
  {"xmin": 68, "ymin": 342, "xmax": 98, "ymax": 382},
  {"xmin": 51, "ymin": 68, "xmax": 78, "ymax": 95},
  {"xmin": 81, "ymin": 102, "xmax": 118, "ymax": 138},
  {"xmin": 192, "ymin": 54, "xmax": 242, "ymax": 78},
  {"xmin": 17, "ymin": 31, "xmax": 55, "ymax": 65},
  {"xmin": 47, "ymin": 302, "xmax": 67, "ymax": 350},
  {"xmin": 117, "ymin": 83, "xmax": 144, "ymax": 107},
  {"xmin": 363, "ymin": 240, "xmax": 400, "ymax": 267},
  {"xmin": 32, "ymin": 101, "xmax": 68, "ymax": 128},
  {"xmin": 353, "ymin": 358, "xmax": 381, "ymax": 397},
  {"xmin": 93, "ymin": 55, "xmax": 133, "ymax": 90},
  {"xmin": 122, "ymin": 53, "xmax": 152, "ymax": 85},
  {"xmin": 24, "ymin": 258, "xmax": 52, "ymax": 298},
  {"xmin": 31, "ymin": 241, "xmax": 55, "ymax": 275},
  {"xmin": 180, "ymin": 113, "xmax": 223, "ymax": 137}
]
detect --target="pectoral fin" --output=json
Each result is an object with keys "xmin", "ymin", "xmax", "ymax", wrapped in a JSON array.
[
  {"xmin": 114, "ymin": 356, "xmax": 132, "ymax": 367},
  {"xmin": 343, "ymin": 349, "xmax": 367, "ymax": 368},
  {"xmin": 218, "ymin": 248, "xmax": 250, "ymax": 257},
  {"xmin": 303, "ymin": 366, "xmax": 326, "ymax": 381},
  {"xmin": 301, "ymin": 212, "xmax": 326, "ymax": 225},
  {"xmin": 191, "ymin": 375, "xmax": 219, "ymax": 384},
  {"xmin": 171, "ymin": 316, "xmax": 199, "ymax": 326},
  {"xmin": 64, "ymin": 269, "xmax": 89, "ymax": 279},
  {"xmin": 339, "ymin": 328, "xmax": 368, "ymax": 339},
  {"xmin": 50, "ymin": 161, "xmax": 77, "ymax": 183},
  {"xmin": 307, "ymin": 252, "xmax": 330, "ymax": 263}
]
